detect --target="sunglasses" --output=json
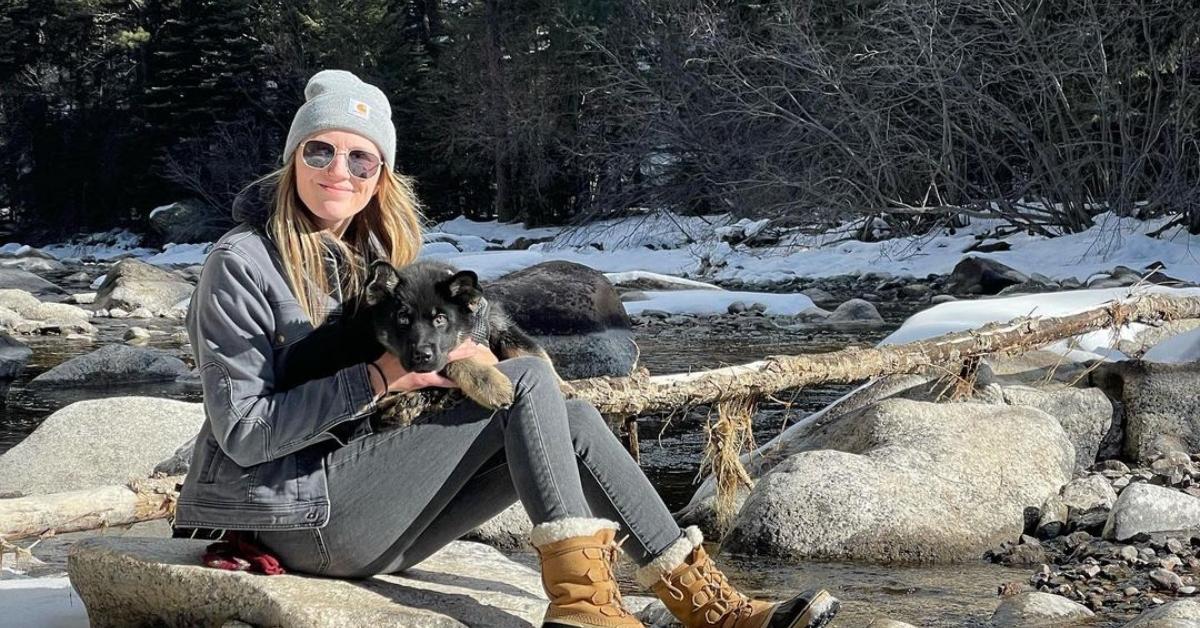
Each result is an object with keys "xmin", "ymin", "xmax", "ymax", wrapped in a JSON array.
[{"xmin": 300, "ymin": 140, "xmax": 383, "ymax": 179}]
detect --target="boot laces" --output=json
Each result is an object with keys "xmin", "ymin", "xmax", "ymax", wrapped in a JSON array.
[
  {"xmin": 696, "ymin": 559, "xmax": 756, "ymax": 626},
  {"xmin": 601, "ymin": 534, "xmax": 632, "ymax": 618}
]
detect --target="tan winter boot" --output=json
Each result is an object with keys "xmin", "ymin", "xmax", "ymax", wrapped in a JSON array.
[
  {"xmin": 530, "ymin": 517, "xmax": 645, "ymax": 628},
  {"xmin": 635, "ymin": 527, "xmax": 839, "ymax": 628}
]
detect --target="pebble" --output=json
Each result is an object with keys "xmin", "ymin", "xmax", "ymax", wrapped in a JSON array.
[
  {"xmin": 1150, "ymin": 568, "xmax": 1183, "ymax": 592},
  {"xmin": 1121, "ymin": 545, "xmax": 1141, "ymax": 564}
]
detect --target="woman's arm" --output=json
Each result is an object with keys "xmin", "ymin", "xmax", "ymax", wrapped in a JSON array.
[{"xmin": 190, "ymin": 247, "xmax": 378, "ymax": 467}]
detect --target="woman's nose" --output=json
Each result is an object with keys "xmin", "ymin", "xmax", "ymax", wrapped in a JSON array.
[{"xmin": 326, "ymin": 153, "xmax": 352, "ymax": 178}]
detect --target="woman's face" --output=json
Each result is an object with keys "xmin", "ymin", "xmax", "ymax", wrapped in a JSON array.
[{"xmin": 294, "ymin": 130, "xmax": 383, "ymax": 233}]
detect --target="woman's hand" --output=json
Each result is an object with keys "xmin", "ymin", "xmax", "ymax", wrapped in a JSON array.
[
  {"xmin": 369, "ymin": 352, "xmax": 456, "ymax": 395},
  {"xmin": 446, "ymin": 339, "xmax": 500, "ymax": 366}
]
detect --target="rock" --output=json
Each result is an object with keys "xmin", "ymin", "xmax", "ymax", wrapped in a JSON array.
[
  {"xmin": 0, "ymin": 267, "xmax": 65, "ymax": 295},
  {"xmin": 489, "ymin": 261, "xmax": 637, "ymax": 379},
  {"xmin": 800, "ymin": 287, "xmax": 836, "ymax": 304},
  {"xmin": 619, "ymin": 290, "xmax": 648, "ymax": 302},
  {"xmin": 68, "ymin": 536, "xmax": 655, "ymax": 627},
  {"xmin": 1104, "ymin": 483, "xmax": 1200, "ymax": 541},
  {"xmin": 1094, "ymin": 361, "xmax": 1200, "ymax": 463},
  {"xmin": 461, "ymin": 503, "xmax": 533, "ymax": 550},
  {"xmin": 1000, "ymin": 385, "xmax": 1113, "ymax": 472},
  {"xmin": 721, "ymin": 398, "xmax": 1075, "ymax": 562},
  {"xmin": 148, "ymin": 199, "xmax": 233, "ymax": 243},
  {"xmin": 68, "ymin": 291, "xmax": 97, "ymax": 304},
  {"xmin": 989, "ymin": 592, "xmax": 1094, "ymax": 626},
  {"xmin": 0, "ymin": 397, "xmax": 204, "ymax": 494},
  {"xmin": 1060, "ymin": 476, "xmax": 1119, "ymax": 512},
  {"xmin": 1124, "ymin": 600, "xmax": 1200, "ymax": 627},
  {"xmin": 124, "ymin": 326, "xmax": 151, "ymax": 342},
  {"xmin": 128, "ymin": 306, "xmax": 155, "ymax": 318},
  {"xmin": 154, "ymin": 435, "xmax": 196, "ymax": 476},
  {"xmin": 947, "ymin": 256, "xmax": 1029, "ymax": 295},
  {"xmin": 748, "ymin": 302, "xmax": 767, "ymax": 314},
  {"xmin": 27, "ymin": 344, "xmax": 189, "ymax": 388},
  {"xmin": 1037, "ymin": 495, "xmax": 1069, "ymax": 539},
  {"xmin": 866, "ymin": 621, "xmax": 919, "ymax": 628},
  {"xmin": 900, "ymin": 283, "xmax": 931, "ymax": 299},
  {"xmin": 0, "ymin": 256, "xmax": 65, "ymax": 273},
  {"xmin": 827, "ymin": 298, "xmax": 884, "ymax": 323},
  {"xmin": 94, "ymin": 258, "xmax": 195, "ymax": 316},
  {"xmin": 0, "ymin": 288, "xmax": 94, "ymax": 334},
  {"xmin": 0, "ymin": 332, "xmax": 32, "ymax": 379},
  {"xmin": 727, "ymin": 301, "xmax": 748, "ymax": 314},
  {"xmin": 930, "ymin": 294, "xmax": 957, "ymax": 304},
  {"xmin": 1150, "ymin": 568, "xmax": 1184, "ymax": 592}
]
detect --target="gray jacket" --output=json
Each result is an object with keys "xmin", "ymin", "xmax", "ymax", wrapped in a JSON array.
[{"xmin": 175, "ymin": 199, "xmax": 378, "ymax": 531}]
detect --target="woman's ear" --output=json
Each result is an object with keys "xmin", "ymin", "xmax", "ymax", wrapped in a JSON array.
[{"xmin": 366, "ymin": 260, "xmax": 401, "ymax": 305}]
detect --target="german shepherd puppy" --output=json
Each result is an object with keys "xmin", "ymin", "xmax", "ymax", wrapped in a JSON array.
[
  {"xmin": 363, "ymin": 259, "xmax": 555, "ymax": 410},
  {"xmin": 277, "ymin": 260, "xmax": 553, "ymax": 411}
]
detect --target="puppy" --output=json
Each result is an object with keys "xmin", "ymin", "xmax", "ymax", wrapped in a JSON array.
[{"xmin": 362, "ymin": 259, "xmax": 555, "ymax": 410}]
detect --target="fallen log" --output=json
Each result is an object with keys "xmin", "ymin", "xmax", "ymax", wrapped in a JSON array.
[
  {"xmin": 6, "ymin": 292, "xmax": 1200, "ymax": 542},
  {"xmin": 0, "ymin": 475, "xmax": 180, "ymax": 543}
]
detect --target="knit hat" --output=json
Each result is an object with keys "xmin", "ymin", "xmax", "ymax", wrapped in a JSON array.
[{"xmin": 284, "ymin": 70, "xmax": 396, "ymax": 167}]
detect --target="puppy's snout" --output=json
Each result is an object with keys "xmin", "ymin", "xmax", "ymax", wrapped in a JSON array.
[{"xmin": 410, "ymin": 344, "xmax": 436, "ymax": 369}]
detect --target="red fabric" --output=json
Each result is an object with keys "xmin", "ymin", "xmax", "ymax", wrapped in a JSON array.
[{"xmin": 202, "ymin": 532, "xmax": 286, "ymax": 575}]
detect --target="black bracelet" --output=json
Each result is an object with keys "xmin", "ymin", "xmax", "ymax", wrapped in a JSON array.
[{"xmin": 367, "ymin": 361, "xmax": 387, "ymax": 396}]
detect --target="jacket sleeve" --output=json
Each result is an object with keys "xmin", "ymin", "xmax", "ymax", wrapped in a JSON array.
[{"xmin": 189, "ymin": 247, "xmax": 378, "ymax": 467}]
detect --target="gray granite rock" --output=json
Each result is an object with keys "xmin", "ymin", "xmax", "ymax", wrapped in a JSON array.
[
  {"xmin": 461, "ymin": 503, "xmax": 533, "ymax": 550},
  {"xmin": 28, "ymin": 344, "xmax": 189, "ymax": 387},
  {"xmin": 0, "ymin": 331, "xmax": 32, "ymax": 379},
  {"xmin": 67, "ymin": 536, "xmax": 655, "ymax": 628},
  {"xmin": 1001, "ymin": 385, "xmax": 1113, "ymax": 472},
  {"xmin": 1059, "ymin": 475, "xmax": 1118, "ymax": 512},
  {"xmin": 0, "ymin": 288, "xmax": 94, "ymax": 334},
  {"xmin": 95, "ymin": 258, "xmax": 195, "ymax": 315},
  {"xmin": 0, "ymin": 267, "xmax": 65, "ymax": 295},
  {"xmin": 0, "ymin": 397, "xmax": 203, "ymax": 495},
  {"xmin": 827, "ymin": 298, "xmax": 884, "ymax": 323},
  {"xmin": 1123, "ymin": 599, "xmax": 1200, "ymax": 627},
  {"xmin": 1104, "ymin": 483, "xmax": 1200, "ymax": 541},
  {"xmin": 990, "ymin": 592, "xmax": 1094, "ymax": 626},
  {"xmin": 1093, "ymin": 361, "xmax": 1200, "ymax": 463},
  {"xmin": 948, "ymin": 257, "xmax": 1028, "ymax": 295}
]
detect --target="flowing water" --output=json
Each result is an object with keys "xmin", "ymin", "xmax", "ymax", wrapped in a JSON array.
[{"xmin": 0, "ymin": 299, "xmax": 1094, "ymax": 626}]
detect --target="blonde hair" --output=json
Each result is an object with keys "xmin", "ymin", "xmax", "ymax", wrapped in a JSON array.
[{"xmin": 261, "ymin": 155, "xmax": 424, "ymax": 326}]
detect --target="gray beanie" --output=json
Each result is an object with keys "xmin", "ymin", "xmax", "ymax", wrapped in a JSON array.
[{"xmin": 284, "ymin": 70, "xmax": 396, "ymax": 167}]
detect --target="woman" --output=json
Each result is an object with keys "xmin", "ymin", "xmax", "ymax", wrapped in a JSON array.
[{"xmin": 177, "ymin": 69, "xmax": 839, "ymax": 628}]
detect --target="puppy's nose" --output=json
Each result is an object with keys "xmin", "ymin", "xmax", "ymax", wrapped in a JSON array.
[{"xmin": 412, "ymin": 345, "xmax": 435, "ymax": 364}]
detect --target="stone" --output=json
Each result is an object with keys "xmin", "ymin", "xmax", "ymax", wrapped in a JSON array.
[
  {"xmin": 727, "ymin": 301, "xmax": 748, "ymax": 314},
  {"xmin": 460, "ymin": 503, "xmax": 533, "ymax": 550},
  {"xmin": 27, "ymin": 344, "xmax": 189, "ymax": 388},
  {"xmin": 488, "ymin": 261, "xmax": 637, "ymax": 379},
  {"xmin": 721, "ymin": 398, "xmax": 1075, "ymax": 562},
  {"xmin": 0, "ymin": 332, "xmax": 32, "ymax": 379},
  {"xmin": 0, "ymin": 255, "xmax": 65, "ymax": 273},
  {"xmin": 0, "ymin": 267, "xmax": 65, "ymax": 295},
  {"xmin": 799, "ymin": 287, "xmax": 836, "ymax": 304},
  {"xmin": 1001, "ymin": 385, "xmax": 1113, "ymax": 472},
  {"xmin": 900, "ymin": 283, "xmax": 931, "ymax": 299},
  {"xmin": 866, "ymin": 621, "xmax": 919, "ymax": 628},
  {"xmin": 0, "ymin": 397, "xmax": 204, "ymax": 494},
  {"xmin": 68, "ymin": 291, "xmax": 97, "ymax": 304},
  {"xmin": 1150, "ymin": 569, "xmax": 1184, "ymax": 592},
  {"xmin": 947, "ymin": 256, "xmax": 1029, "ymax": 295},
  {"xmin": 1037, "ymin": 495, "xmax": 1069, "ymax": 540},
  {"xmin": 0, "ymin": 288, "xmax": 94, "ymax": 334},
  {"xmin": 124, "ymin": 326, "xmax": 152, "ymax": 342},
  {"xmin": 989, "ymin": 592, "xmax": 1094, "ymax": 626},
  {"xmin": 1060, "ymin": 476, "xmax": 1119, "ymax": 512},
  {"xmin": 1124, "ymin": 600, "xmax": 1200, "ymax": 626},
  {"xmin": 68, "ymin": 536, "xmax": 655, "ymax": 628},
  {"xmin": 94, "ymin": 258, "xmax": 195, "ymax": 316},
  {"xmin": 1104, "ymin": 484, "xmax": 1200, "ymax": 541},
  {"xmin": 827, "ymin": 298, "xmax": 884, "ymax": 323},
  {"xmin": 1093, "ymin": 361, "xmax": 1200, "ymax": 463},
  {"xmin": 930, "ymin": 294, "xmax": 957, "ymax": 304},
  {"xmin": 128, "ymin": 306, "xmax": 155, "ymax": 318}
]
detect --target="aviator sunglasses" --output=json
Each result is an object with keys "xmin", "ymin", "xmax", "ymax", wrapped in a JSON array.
[{"xmin": 300, "ymin": 140, "xmax": 383, "ymax": 179}]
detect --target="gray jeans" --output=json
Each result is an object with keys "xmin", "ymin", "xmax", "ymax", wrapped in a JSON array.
[{"xmin": 258, "ymin": 356, "xmax": 684, "ymax": 577}]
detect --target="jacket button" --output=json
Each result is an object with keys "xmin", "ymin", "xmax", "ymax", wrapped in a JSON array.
[
  {"xmin": 305, "ymin": 511, "xmax": 318, "ymax": 520},
  {"xmin": 276, "ymin": 333, "xmax": 286, "ymax": 344}
]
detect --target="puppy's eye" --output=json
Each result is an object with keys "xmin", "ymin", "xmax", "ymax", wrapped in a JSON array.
[
  {"xmin": 433, "ymin": 314, "xmax": 447, "ymax": 327},
  {"xmin": 395, "ymin": 312, "xmax": 410, "ymax": 326}
]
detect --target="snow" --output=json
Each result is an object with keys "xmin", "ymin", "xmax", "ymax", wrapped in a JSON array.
[
  {"xmin": 141, "ymin": 242, "xmax": 209, "ymax": 266},
  {"xmin": 147, "ymin": 203, "xmax": 176, "ymax": 220},
  {"xmin": 603, "ymin": 270, "xmax": 723, "ymax": 290},
  {"xmin": 882, "ymin": 285, "xmax": 1200, "ymax": 361},
  {"xmin": 623, "ymin": 290, "xmax": 816, "ymax": 316},
  {"xmin": 0, "ymin": 578, "xmax": 88, "ymax": 627}
]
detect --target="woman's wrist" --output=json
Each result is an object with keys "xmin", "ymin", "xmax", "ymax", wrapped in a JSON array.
[{"xmin": 367, "ymin": 360, "xmax": 388, "ymax": 397}]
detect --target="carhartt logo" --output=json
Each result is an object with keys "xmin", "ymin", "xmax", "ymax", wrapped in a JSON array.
[{"xmin": 348, "ymin": 100, "xmax": 371, "ymax": 119}]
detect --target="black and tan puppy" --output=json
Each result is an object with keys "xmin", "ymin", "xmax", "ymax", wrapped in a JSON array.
[{"xmin": 362, "ymin": 259, "xmax": 554, "ymax": 409}]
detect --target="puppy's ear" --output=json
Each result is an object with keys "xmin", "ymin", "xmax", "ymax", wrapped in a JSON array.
[
  {"xmin": 443, "ymin": 270, "xmax": 483, "ymax": 312},
  {"xmin": 366, "ymin": 260, "xmax": 402, "ymax": 306}
]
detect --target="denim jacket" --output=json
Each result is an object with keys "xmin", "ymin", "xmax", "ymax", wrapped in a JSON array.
[{"xmin": 175, "ymin": 206, "xmax": 378, "ymax": 531}]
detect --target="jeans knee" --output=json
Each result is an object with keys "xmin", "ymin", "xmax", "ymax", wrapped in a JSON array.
[
  {"xmin": 502, "ymin": 355, "xmax": 559, "ymax": 398},
  {"xmin": 564, "ymin": 399, "xmax": 612, "ymax": 451}
]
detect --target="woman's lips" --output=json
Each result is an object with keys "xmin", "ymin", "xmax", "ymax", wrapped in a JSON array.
[{"xmin": 319, "ymin": 183, "xmax": 353, "ymax": 195}]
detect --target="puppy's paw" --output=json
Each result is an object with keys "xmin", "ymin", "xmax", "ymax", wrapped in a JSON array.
[{"xmin": 445, "ymin": 360, "xmax": 515, "ymax": 410}]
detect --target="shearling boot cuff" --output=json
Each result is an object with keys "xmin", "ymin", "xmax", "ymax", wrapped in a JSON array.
[
  {"xmin": 529, "ymin": 517, "xmax": 620, "ymax": 547},
  {"xmin": 634, "ymin": 526, "xmax": 704, "ymax": 588}
]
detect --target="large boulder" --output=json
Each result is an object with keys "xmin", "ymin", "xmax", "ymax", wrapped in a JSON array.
[
  {"xmin": 0, "ymin": 397, "xmax": 204, "ymax": 495},
  {"xmin": 1103, "ymin": 483, "xmax": 1200, "ymax": 541},
  {"xmin": 1123, "ymin": 599, "xmax": 1200, "ymax": 627},
  {"xmin": 947, "ymin": 256, "xmax": 1029, "ymax": 295},
  {"xmin": 721, "ymin": 398, "xmax": 1075, "ymax": 562},
  {"xmin": 1094, "ymin": 361, "xmax": 1200, "ymax": 463},
  {"xmin": 94, "ymin": 258, "xmax": 194, "ymax": 315},
  {"xmin": 28, "ymin": 344, "xmax": 189, "ymax": 388},
  {"xmin": 0, "ymin": 256, "xmax": 66, "ymax": 273},
  {"xmin": 0, "ymin": 267, "xmax": 65, "ymax": 295},
  {"xmin": 827, "ymin": 298, "xmax": 884, "ymax": 323},
  {"xmin": 68, "ymin": 537, "xmax": 655, "ymax": 628},
  {"xmin": 1000, "ymin": 385, "xmax": 1113, "ymax": 472},
  {"xmin": 989, "ymin": 592, "xmax": 1094, "ymax": 626},
  {"xmin": 489, "ymin": 261, "xmax": 638, "ymax": 379},
  {"xmin": 0, "ymin": 288, "xmax": 94, "ymax": 334},
  {"xmin": 461, "ymin": 503, "xmax": 533, "ymax": 550}
]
